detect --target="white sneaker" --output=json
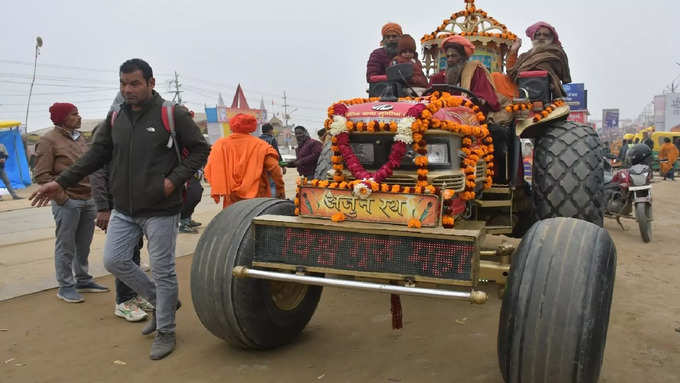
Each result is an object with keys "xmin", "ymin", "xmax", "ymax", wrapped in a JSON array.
[
  {"xmin": 114, "ymin": 300, "xmax": 149, "ymax": 322},
  {"xmin": 132, "ymin": 296, "xmax": 155, "ymax": 312}
]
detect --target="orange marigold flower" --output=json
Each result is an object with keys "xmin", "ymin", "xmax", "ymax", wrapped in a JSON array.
[
  {"xmin": 425, "ymin": 185, "xmax": 436, "ymax": 194},
  {"xmin": 417, "ymin": 168, "xmax": 428, "ymax": 177},
  {"xmin": 331, "ymin": 155, "xmax": 342, "ymax": 163},
  {"xmin": 369, "ymin": 181, "xmax": 379, "ymax": 191},
  {"xmin": 329, "ymin": 182, "xmax": 338, "ymax": 188},
  {"xmin": 391, "ymin": 184, "xmax": 401, "ymax": 193},
  {"xmin": 402, "ymin": 186, "xmax": 411, "ymax": 194},
  {"xmin": 318, "ymin": 180, "xmax": 330, "ymax": 188},
  {"xmin": 345, "ymin": 121, "xmax": 353, "ymax": 129},
  {"xmin": 294, "ymin": 208, "xmax": 300, "ymax": 215},
  {"xmin": 414, "ymin": 186, "xmax": 423, "ymax": 194},
  {"xmin": 378, "ymin": 121, "xmax": 386, "ymax": 130},
  {"xmin": 331, "ymin": 212, "xmax": 346, "ymax": 222},
  {"xmin": 442, "ymin": 215, "xmax": 455, "ymax": 227},
  {"xmin": 414, "ymin": 156, "xmax": 429, "ymax": 167},
  {"xmin": 381, "ymin": 183, "xmax": 390, "ymax": 192},
  {"xmin": 407, "ymin": 218, "xmax": 422, "ymax": 228},
  {"xmin": 339, "ymin": 181, "xmax": 348, "ymax": 189},
  {"xmin": 332, "ymin": 164, "xmax": 344, "ymax": 171},
  {"xmin": 311, "ymin": 179, "xmax": 320, "ymax": 187},
  {"xmin": 332, "ymin": 136, "xmax": 338, "ymax": 144},
  {"xmin": 442, "ymin": 189, "xmax": 455, "ymax": 200},
  {"xmin": 389, "ymin": 121, "xmax": 398, "ymax": 132}
]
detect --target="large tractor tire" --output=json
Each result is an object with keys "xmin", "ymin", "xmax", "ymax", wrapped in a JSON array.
[
  {"xmin": 533, "ymin": 121, "xmax": 604, "ymax": 226},
  {"xmin": 191, "ymin": 198, "xmax": 322, "ymax": 349},
  {"xmin": 498, "ymin": 218, "xmax": 617, "ymax": 383}
]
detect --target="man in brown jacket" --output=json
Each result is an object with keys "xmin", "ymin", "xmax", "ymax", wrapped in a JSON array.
[{"xmin": 33, "ymin": 102, "xmax": 109, "ymax": 304}]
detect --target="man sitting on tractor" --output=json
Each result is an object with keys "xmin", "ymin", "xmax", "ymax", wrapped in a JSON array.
[
  {"xmin": 366, "ymin": 22, "xmax": 403, "ymax": 83},
  {"xmin": 506, "ymin": 21, "xmax": 571, "ymax": 98},
  {"xmin": 429, "ymin": 36, "xmax": 500, "ymax": 114}
]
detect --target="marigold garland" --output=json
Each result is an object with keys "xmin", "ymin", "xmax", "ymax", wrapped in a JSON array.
[
  {"xmin": 324, "ymin": 91, "xmax": 493, "ymax": 201},
  {"xmin": 532, "ymin": 99, "xmax": 567, "ymax": 122}
]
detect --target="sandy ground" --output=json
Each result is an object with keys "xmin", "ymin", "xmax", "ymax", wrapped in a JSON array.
[{"xmin": 1, "ymin": 177, "xmax": 679, "ymax": 382}]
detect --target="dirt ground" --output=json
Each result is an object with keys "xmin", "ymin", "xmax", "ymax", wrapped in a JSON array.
[{"xmin": 1, "ymin": 179, "xmax": 680, "ymax": 383}]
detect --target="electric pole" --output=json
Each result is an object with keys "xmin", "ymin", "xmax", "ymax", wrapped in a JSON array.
[
  {"xmin": 169, "ymin": 71, "xmax": 183, "ymax": 104},
  {"xmin": 282, "ymin": 91, "xmax": 290, "ymax": 128}
]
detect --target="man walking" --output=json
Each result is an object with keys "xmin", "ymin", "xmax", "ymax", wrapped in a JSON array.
[
  {"xmin": 30, "ymin": 58, "xmax": 210, "ymax": 360},
  {"xmin": 286, "ymin": 126, "xmax": 322, "ymax": 179},
  {"xmin": 33, "ymin": 103, "xmax": 108, "ymax": 303},
  {"xmin": 90, "ymin": 123, "xmax": 150, "ymax": 322},
  {"xmin": 0, "ymin": 142, "xmax": 23, "ymax": 200}
]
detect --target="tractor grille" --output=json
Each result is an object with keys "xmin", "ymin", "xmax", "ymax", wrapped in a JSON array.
[
  {"xmin": 475, "ymin": 160, "xmax": 487, "ymax": 181},
  {"xmin": 431, "ymin": 174, "xmax": 465, "ymax": 191}
]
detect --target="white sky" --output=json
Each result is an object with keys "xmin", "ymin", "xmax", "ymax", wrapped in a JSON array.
[{"xmin": 1, "ymin": 0, "xmax": 679, "ymax": 132}]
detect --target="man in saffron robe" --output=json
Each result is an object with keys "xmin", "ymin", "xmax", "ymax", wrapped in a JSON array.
[
  {"xmin": 659, "ymin": 137, "xmax": 679, "ymax": 181},
  {"xmin": 429, "ymin": 35, "xmax": 500, "ymax": 114},
  {"xmin": 204, "ymin": 114, "xmax": 285, "ymax": 208}
]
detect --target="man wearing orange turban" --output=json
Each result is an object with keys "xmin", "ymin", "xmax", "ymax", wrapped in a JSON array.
[
  {"xmin": 366, "ymin": 22, "xmax": 403, "ymax": 83},
  {"xmin": 204, "ymin": 113, "xmax": 285, "ymax": 208},
  {"xmin": 429, "ymin": 36, "xmax": 500, "ymax": 114}
]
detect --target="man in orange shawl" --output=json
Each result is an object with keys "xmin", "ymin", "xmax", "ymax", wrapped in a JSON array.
[
  {"xmin": 204, "ymin": 114, "xmax": 285, "ymax": 208},
  {"xmin": 659, "ymin": 137, "xmax": 679, "ymax": 181}
]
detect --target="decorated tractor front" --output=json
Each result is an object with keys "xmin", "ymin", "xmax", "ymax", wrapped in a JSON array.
[{"xmin": 294, "ymin": 92, "xmax": 493, "ymax": 229}]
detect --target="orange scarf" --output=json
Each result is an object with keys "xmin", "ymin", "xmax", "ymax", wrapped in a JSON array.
[{"xmin": 205, "ymin": 133, "xmax": 279, "ymax": 208}]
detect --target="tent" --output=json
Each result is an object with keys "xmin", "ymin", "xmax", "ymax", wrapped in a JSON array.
[{"xmin": 0, "ymin": 121, "xmax": 31, "ymax": 190}]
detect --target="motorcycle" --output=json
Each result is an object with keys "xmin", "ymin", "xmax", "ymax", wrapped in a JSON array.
[{"xmin": 604, "ymin": 144, "xmax": 653, "ymax": 242}]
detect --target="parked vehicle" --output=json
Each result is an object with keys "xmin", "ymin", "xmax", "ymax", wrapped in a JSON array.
[{"xmin": 604, "ymin": 144, "xmax": 653, "ymax": 242}]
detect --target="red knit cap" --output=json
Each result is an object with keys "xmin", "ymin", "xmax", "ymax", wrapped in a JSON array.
[
  {"xmin": 229, "ymin": 113, "xmax": 257, "ymax": 134},
  {"xmin": 398, "ymin": 34, "xmax": 416, "ymax": 53},
  {"xmin": 381, "ymin": 23, "xmax": 403, "ymax": 37},
  {"xmin": 49, "ymin": 102, "xmax": 77, "ymax": 125},
  {"xmin": 440, "ymin": 36, "xmax": 475, "ymax": 57}
]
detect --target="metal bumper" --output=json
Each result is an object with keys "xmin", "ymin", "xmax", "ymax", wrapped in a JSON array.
[{"xmin": 233, "ymin": 266, "xmax": 488, "ymax": 304}]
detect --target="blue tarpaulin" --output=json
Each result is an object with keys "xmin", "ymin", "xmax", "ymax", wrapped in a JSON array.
[{"xmin": 0, "ymin": 128, "xmax": 31, "ymax": 189}]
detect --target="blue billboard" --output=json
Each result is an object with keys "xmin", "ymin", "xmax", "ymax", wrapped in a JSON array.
[
  {"xmin": 563, "ymin": 83, "xmax": 586, "ymax": 111},
  {"xmin": 602, "ymin": 109, "xmax": 620, "ymax": 130}
]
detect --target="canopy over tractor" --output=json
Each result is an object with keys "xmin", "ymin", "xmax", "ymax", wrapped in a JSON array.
[{"xmin": 421, "ymin": 0, "xmax": 518, "ymax": 76}]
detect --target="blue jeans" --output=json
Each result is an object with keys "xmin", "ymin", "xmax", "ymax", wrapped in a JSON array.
[
  {"xmin": 51, "ymin": 199, "xmax": 96, "ymax": 288},
  {"xmin": 103, "ymin": 210, "xmax": 179, "ymax": 333}
]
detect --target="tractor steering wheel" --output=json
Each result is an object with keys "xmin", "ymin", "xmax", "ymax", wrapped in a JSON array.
[{"xmin": 422, "ymin": 84, "xmax": 484, "ymax": 108}]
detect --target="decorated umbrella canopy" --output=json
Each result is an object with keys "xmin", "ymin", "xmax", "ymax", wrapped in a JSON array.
[
  {"xmin": 420, "ymin": 0, "xmax": 518, "ymax": 76},
  {"xmin": 0, "ymin": 121, "xmax": 31, "ymax": 189}
]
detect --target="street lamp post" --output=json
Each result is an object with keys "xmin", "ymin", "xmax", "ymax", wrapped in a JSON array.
[{"xmin": 24, "ymin": 36, "xmax": 43, "ymax": 134}]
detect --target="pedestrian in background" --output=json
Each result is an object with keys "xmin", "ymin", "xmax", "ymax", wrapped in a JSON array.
[
  {"xmin": 178, "ymin": 169, "xmax": 204, "ymax": 233},
  {"xmin": 0, "ymin": 142, "xmax": 23, "ymax": 200},
  {"xmin": 33, "ymin": 102, "xmax": 109, "ymax": 304},
  {"xmin": 258, "ymin": 123, "xmax": 286, "ymax": 197},
  {"xmin": 313, "ymin": 128, "xmax": 332, "ymax": 180},
  {"xmin": 205, "ymin": 114, "xmax": 285, "ymax": 208},
  {"xmin": 287, "ymin": 126, "xmax": 322, "ymax": 178}
]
